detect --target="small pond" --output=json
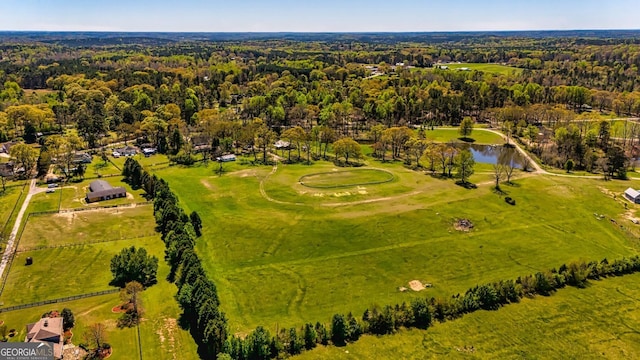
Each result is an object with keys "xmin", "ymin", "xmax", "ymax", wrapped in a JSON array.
[{"xmin": 460, "ymin": 144, "xmax": 524, "ymax": 168}]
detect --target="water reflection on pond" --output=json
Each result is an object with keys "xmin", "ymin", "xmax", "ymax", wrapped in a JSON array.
[{"xmin": 460, "ymin": 144, "xmax": 524, "ymax": 168}]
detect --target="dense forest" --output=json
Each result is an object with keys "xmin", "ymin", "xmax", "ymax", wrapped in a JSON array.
[{"xmin": 2, "ymin": 32, "xmax": 640, "ymax": 178}]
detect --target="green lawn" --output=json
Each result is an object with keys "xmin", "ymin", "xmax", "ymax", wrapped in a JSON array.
[
  {"xmin": 295, "ymin": 272, "xmax": 640, "ymax": 359},
  {"xmin": 154, "ymin": 160, "xmax": 640, "ymax": 333},
  {"xmin": 0, "ymin": 237, "xmax": 162, "ymax": 307},
  {"xmin": 109, "ymin": 153, "xmax": 170, "ymax": 170},
  {"xmin": 445, "ymin": 63, "xmax": 524, "ymax": 76},
  {"xmin": 85, "ymin": 157, "xmax": 122, "ymax": 178},
  {"xmin": 26, "ymin": 190, "xmax": 61, "ymax": 214},
  {"xmin": 18, "ymin": 206, "xmax": 156, "ymax": 251},
  {"xmin": 299, "ymin": 169, "xmax": 394, "ymax": 188},
  {"xmin": 422, "ymin": 128, "xmax": 505, "ymax": 145}
]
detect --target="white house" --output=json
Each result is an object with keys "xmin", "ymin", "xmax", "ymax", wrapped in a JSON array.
[{"xmin": 625, "ymin": 188, "xmax": 640, "ymax": 203}]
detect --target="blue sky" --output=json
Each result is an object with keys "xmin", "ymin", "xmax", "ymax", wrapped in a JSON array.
[{"xmin": 0, "ymin": 0, "xmax": 638, "ymax": 32}]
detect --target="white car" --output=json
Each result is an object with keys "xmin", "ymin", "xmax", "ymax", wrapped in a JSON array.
[{"xmin": 112, "ymin": 151, "xmax": 121, "ymax": 158}]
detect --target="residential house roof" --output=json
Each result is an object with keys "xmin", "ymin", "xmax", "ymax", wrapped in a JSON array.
[
  {"xmin": 26, "ymin": 317, "xmax": 63, "ymax": 359},
  {"xmin": 625, "ymin": 188, "xmax": 640, "ymax": 199},
  {"xmin": 274, "ymin": 140, "xmax": 290, "ymax": 148},
  {"xmin": 0, "ymin": 141, "xmax": 17, "ymax": 153},
  {"xmin": 88, "ymin": 180, "xmax": 126, "ymax": 199},
  {"xmin": 0, "ymin": 162, "xmax": 14, "ymax": 177},
  {"xmin": 116, "ymin": 145, "xmax": 138, "ymax": 154}
]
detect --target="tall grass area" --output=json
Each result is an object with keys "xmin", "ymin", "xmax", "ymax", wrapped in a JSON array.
[{"xmin": 155, "ymin": 161, "xmax": 640, "ymax": 333}]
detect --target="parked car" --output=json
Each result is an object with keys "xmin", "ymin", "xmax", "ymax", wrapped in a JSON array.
[{"xmin": 46, "ymin": 188, "xmax": 55, "ymax": 193}]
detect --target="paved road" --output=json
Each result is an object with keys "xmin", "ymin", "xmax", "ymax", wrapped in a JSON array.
[{"xmin": 0, "ymin": 179, "xmax": 46, "ymax": 280}]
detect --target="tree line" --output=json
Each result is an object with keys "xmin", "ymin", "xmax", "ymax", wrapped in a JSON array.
[{"xmin": 123, "ymin": 158, "xmax": 225, "ymax": 358}]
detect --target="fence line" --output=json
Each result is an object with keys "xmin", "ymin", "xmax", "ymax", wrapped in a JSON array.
[
  {"xmin": 0, "ymin": 181, "xmax": 28, "ymax": 239},
  {"xmin": 0, "ymin": 289, "xmax": 120, "ymax": 313},
  {"xmin": 27, "ymin": 201, "xmax": 153, "ymax": 218},
  {"xmin": 0, "ymin": 209, "xmax": 32, "ymax": 297},
  {"xmin": 16, "ymin": 232, "xmax": 157, "ymax": 253}
]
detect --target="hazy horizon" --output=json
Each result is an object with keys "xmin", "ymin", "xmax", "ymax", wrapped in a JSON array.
[{"xmin": 1, "ymin": 0, "xmax": 638, "ymax": 33}]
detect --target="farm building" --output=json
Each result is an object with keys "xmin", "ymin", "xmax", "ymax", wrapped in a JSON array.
[
  {"xmin": 26, "ymin": 317, "xmax": 64, "ymax": 359},
  {"xmin": 216, "ymin": 154, "xmax": 236, "ymax": 162},
  {"xmin": 625, "ymin": 188, "xmax": 640, "ymax": 203},
  {"xmin": 86, "ymin": 180, "xmax": 126, "ymax": 203}
]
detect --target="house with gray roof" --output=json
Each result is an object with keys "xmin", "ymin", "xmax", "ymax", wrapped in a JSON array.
[
  {"xmin": 86, "ymin": 180, "xmax": 126, "ymax": 203},
  {"xmin": 625, "ymin": 188, "xmax": 640, "ymax": 203},
  {"xmin": 26, "ymin": 317, "xmax": 64, "ymax": 359}
]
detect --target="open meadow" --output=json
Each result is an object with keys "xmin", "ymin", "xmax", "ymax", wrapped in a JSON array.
[
  {"xmin": 295, "ymin": 272, "xmax": 640, "ymax": 359},
  {"xmin": 17, "ymin": 205, "xmax": 156, "ymax": 251},
  {"xmin": 443, "ymin": 63, "xmax": 524, "ymax": 75},
  {"xmin": 154, "ymin": 158, "xmax": 640, "ymax": 334}
]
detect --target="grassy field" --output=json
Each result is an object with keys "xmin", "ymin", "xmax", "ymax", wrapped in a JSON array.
[
  {"xmin": 444, "ymin": 63, "xmax": 524, "ymax": 75},
  {"xmin": 299, "ymin": 169, "xmax": 394, "ymax": 188},
  {"xmin": 295, "ymin": 272, "xmax": 640, "ymax": 359},
  {"xmin": 25, "ymin": 190, "xmax": 61, "ymax": 214},
  {"xmin": 18, "ymin": 206, "xmax": 156, "ymax": 251},
  {"xmin": 1, "ymin": 237, "xmax": 199, "ymax": 360},
  {"xmin": 422, "ymin": 128, "xmax": 505, "ymax": 145},
  {"xmin": 0, "ymin": 237, "xmax": 161, "ymax": 307},
  {"xmin": 154, "ymin": 159, "xmax": 640, "ymax": 333},
  {"xmin": 85, "ymin": 157, "xmax": 122, "ymax": 178}
]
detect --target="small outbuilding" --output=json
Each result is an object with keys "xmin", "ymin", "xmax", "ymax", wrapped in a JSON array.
[
  {"xmin": 216, "ymin": 154, "xmax": 236, "ymax": 162},
  {"xmin": 86, "ymin": 180, "xmax": 127, "ymax": 203},
  {"xmin": 625, "ymin": 188, "xmax": 640, "ymax": 203}
]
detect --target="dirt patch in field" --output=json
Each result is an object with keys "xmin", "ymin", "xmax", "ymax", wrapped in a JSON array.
[
  {"xmin": 454, "ymin": 219, "xmax": 474, "ymax": 232},
  {"xmin": 230, "ymin": 169, "xmax": 258, "ymax": 178},
  {"xmin": 200, "ymin": 179, "xmax": 214, "ymax": 190},
  {"xmin": 333, "ymin": 192, "xmax": 352, "ymax": 197},
  {"xmin": 156, "ymin": 318, "xmax": 178, "ymax": 359},
  {"xmin": 409, "ymin": 280, "xmax": 426, "ymax": 291}
]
